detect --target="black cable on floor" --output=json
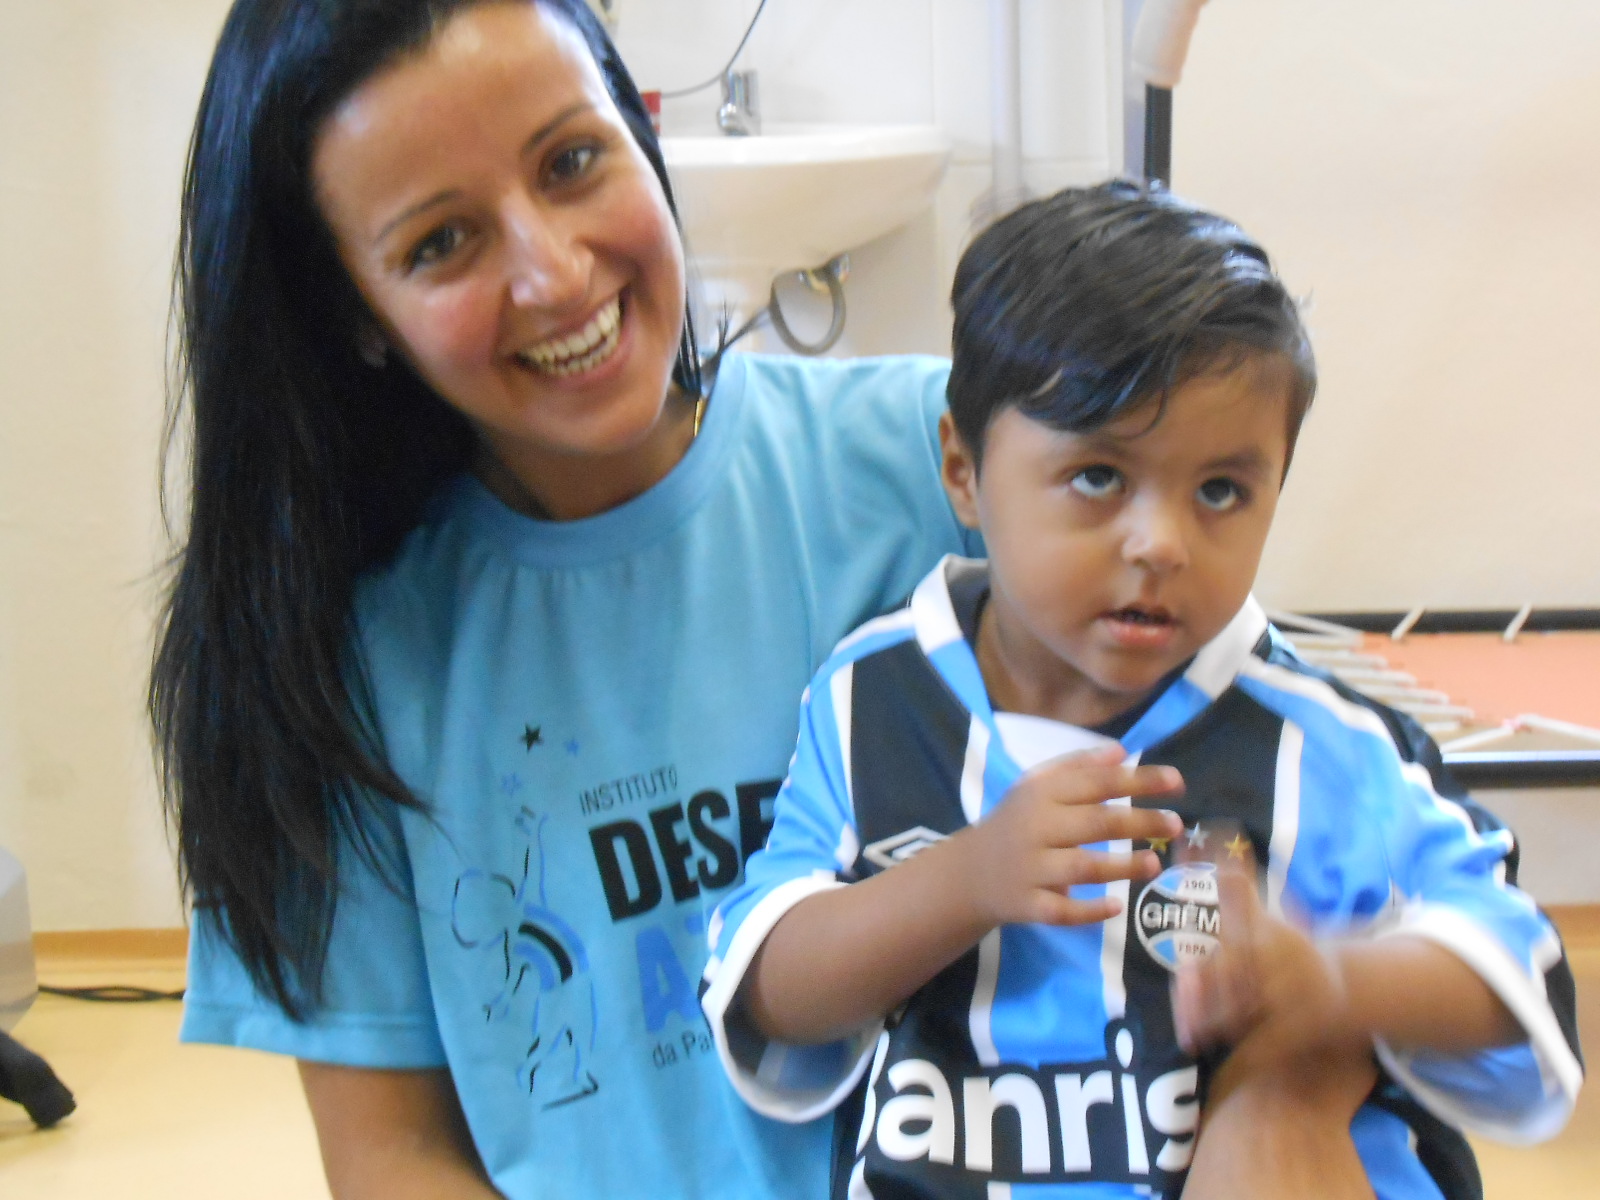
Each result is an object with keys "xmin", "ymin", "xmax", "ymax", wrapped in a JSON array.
[{"xmin": 38, "ymin": 984, "xmax": 185, "ymax": 1002}]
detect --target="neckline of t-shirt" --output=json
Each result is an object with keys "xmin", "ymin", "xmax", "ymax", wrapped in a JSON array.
[{"xmin": 442, "ymin": 354, "xmax": 749, "ymax": 568}]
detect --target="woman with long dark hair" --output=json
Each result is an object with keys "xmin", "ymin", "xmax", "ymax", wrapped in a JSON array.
[{"xmin": 155, "ymin": 1, "xmax": 977, "ymax": 1196}]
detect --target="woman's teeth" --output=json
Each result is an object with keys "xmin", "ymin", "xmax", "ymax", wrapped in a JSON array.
[{"xmin": 517, "ymin": 298, "xmax": 622, "ymax": 376}]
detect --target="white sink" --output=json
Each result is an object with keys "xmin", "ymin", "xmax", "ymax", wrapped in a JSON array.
[{"xmin": 662, "ymin": 124, "xmax": 951, "ymax": 285}]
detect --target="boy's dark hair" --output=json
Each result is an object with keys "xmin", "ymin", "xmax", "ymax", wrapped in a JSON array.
[{"xmin": 947, "ymin": 180, "xmax": 1316, "ymax": 463}]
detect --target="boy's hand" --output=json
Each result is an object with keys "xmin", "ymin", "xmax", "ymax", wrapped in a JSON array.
[
  {"xmin": 1171, "ymin": 853, "xmax": 1351, "ymax": 1059},
  {"xmin": 955, "ymin": 744, "xmax": 1185, "ymax": 929}
]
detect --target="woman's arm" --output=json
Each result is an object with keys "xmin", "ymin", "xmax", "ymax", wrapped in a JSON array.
[{"xmin": 298, "ymin": 1062, "xmax": 503, "ymax": 1200}]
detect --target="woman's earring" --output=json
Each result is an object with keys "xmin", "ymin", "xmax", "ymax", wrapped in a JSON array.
[{"xmin": 357, "ymin": 325, "xmax": 389, "ymax": 369}]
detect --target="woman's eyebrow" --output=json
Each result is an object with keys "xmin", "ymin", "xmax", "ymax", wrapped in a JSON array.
[
  {"xmin": 373, "ymin": 101, "xmax": 596, "ymax": 245},
  {"xmin": 377, "ymin": 190, "xmax": 463, "ymax": 244}
]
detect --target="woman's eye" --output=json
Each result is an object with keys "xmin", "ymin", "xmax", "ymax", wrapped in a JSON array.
[
  {"xmin": 1069, "ymin": 466, "xmax": 1123, "ymax": 499},
  {"xmin": 1197, "ymin": 478, "xmax": 1245, "ymax": 512},
  {"xmin": 408, "ymin": 224, "xmax": 466, "ymax": 270},
  {"xmin": 547, "ymin": 143, "xmax": 600, "ymax": 184}
]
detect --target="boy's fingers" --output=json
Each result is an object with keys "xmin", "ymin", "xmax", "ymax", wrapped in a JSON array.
[
  {"xmin": 1215, "ymin": 858, "xmax": 1262, "ymax": 946},
  {"xmin": 1174, "ymin": 962, "xmax": 1232, "ymax": 1052},
  {"xmin": 1173, "ymin": 971, "xmax": 1201, "ymax": 1052},
  {"xmin": 1045, "ymin": 848, "xmax": 1162, "ymax": 888},
  {"xmin": 1116, "ymin": 806, "xmax": 1185, "ymax": 842},
  {"xmin": 1044, "ymin": 804, "xmax": 1181, "ymax": 850},
  {"xmin": 1176, "ymin": 946, "xmax": 1264, "ymax": 1053},
  {"xmin": 1173, "ymin": 966, "xmax": 1215, "ymax": 1052},
  {"xmin": 1035, "ymin": 892, "xmax": 1125, "ymax": 928},
  {"xmin": 1030, "ymin": 757, "xmax": 1185, "ymax": 807}
]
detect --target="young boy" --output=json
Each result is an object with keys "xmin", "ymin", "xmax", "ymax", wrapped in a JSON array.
[{"xmin": 701, "ymin": 183, "xmax": 1582, "ymax": 1199}]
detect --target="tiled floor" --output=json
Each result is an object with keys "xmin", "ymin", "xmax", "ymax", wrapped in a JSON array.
[{"xmin": 1, "ymin": 921, "xmax": 1594, "ymax": 1198}]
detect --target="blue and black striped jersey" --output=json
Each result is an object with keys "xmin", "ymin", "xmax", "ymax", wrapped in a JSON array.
[{"xmin": 704, "ymin": 558, "xmax": 1582, "ymax": 1200}]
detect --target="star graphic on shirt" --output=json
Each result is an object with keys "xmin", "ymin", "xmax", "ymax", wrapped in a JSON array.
[
  {"xmin": 564, "ymin": 738, "xmax": 581, "ymax": 757},
  {"xmin": 1147, "ymin": 836, "xmax": 1171, "ymax": 854},
  {"xmin": 521, "ymin": 725, "xmax": 543, "ymax": 751},
  {"xmin": 1225, "ymin": 833, "xmax": 1251, "ymax": 861},
  {"xmin": 1186, "ymin": 824, "xmax": 1209, "ymax": 849}
]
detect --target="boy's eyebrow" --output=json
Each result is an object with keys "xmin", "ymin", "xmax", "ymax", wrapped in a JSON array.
[
  {"xmin": 373, "ymin": 101, "xmax": 594, "ymax": 245},
  {"xmin": 1199, "ymin": 448, "xmax": 1274, "ymax": 475}
]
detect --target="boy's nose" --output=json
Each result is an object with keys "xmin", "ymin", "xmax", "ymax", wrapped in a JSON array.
[
  {"xmin": 1122, "ymin": 502, "xmax": 1190, "ymax": 574},
  {"xmin": 502, "ymin": 193, "xmax": 589, "ymax": 311}
]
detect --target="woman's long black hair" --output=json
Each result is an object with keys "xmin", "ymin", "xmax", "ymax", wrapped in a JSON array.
[{"xmin": 153, "ymin": 0, "xmax": 701, "ymax": 1018}]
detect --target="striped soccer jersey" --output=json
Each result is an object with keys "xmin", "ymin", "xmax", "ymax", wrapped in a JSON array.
[{"xmin": 704, "ymin": 558, "xmax": 1582, "ymax": 1200}]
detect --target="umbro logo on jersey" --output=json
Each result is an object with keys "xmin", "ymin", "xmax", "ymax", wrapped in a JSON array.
[{"xmin": 863, "ymin": 826, "xmax": 947, "ymax": 869}]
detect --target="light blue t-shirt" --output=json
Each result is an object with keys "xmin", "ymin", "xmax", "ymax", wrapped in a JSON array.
[{"xmin": 182, "ymin": 352, "xmax": 980, "ymax": 1200}]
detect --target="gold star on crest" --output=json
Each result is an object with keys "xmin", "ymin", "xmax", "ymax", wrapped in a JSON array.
[
  {"xmin": 1147, "ymin": 836, "xmax": 1171, "ymax": 853},
  {"xmin": 1225, "ymin": 833, "xmax": 1251, "ymax": 860}
]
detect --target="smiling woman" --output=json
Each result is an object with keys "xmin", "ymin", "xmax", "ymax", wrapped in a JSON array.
[
  {"xmin": 311, "ymin": 5, "xmax": 695, "ymax": 519},
  {"xmin": 152, "ymin": 2, "xmax": 978, "ymax": 1199}
]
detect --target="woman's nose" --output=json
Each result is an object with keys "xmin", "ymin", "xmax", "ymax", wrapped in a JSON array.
[{"xmin": 502, "ymin": 194, "xmax": 588, "ymax": 310}]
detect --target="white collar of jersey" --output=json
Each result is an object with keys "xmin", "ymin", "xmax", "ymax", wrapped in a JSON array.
[
  {"xmin": 910, "ymin": 555, "xmax": 972, "ymax": 656},
  {"xmin": 909, "ymin": 554, "xmax": 1269, "ymax": 704},
  {"xmin": 1185, "ymin": 594, "xmax": 1270, "ymax": 699}
]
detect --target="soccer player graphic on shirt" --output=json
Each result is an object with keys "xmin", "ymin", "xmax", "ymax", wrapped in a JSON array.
[{"xmin": 452, "ymin": 808, "xmax": 599, "ymax": 1107}]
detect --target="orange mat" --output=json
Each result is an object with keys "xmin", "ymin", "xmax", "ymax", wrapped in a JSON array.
[{"xmin": 1364, "ymin": 631, "xmax": 1600, "ymax": 730}]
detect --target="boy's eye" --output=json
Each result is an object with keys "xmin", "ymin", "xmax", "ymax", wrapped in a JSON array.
[
  {"xmin": 1069, "ymin": 466, "xmax": 1123, "ymax": 499},
  {"xmin": 408, "ymin": 223, "xmax": 467, "ymax": 270},
  {"xmin": 547, "ymin": 142, "xmax": 600, "ymax": 184},
  {"xmin": 1197, "ymin": 477, "xmax": 1245, "ymax": 512}
]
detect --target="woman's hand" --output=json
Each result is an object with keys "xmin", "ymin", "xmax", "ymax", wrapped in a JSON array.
[{"xmin": 1170, "ymin": 858, "xmax": 1349, "ymax": 1059}]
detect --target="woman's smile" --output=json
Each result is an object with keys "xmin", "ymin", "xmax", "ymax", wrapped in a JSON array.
[{"xmin": 513, "ymin": 293, "xmax": 622, "ymax": 376}]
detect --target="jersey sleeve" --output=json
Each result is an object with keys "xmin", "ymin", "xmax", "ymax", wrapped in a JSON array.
[
  {"xmin": 181, "ymin": 797, "xmax": 447, "ymax": 1069},
  {"xmin": 701, "ymin": 661, "xmax": 882, "ymax": 1124},
  {"xmin": 1284, "ymin": 697, "xmax": 1582, "ymax": 1144}
]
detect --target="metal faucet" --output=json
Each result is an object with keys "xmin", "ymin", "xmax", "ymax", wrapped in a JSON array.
[{"xmin": 717, "ymin": 70, "xmax": 761, "ymax": 136}]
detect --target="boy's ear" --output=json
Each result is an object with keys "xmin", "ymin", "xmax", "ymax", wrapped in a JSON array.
[{"xmin": 938, "ymin": 412, "xmax": 982, "ymax": 530}]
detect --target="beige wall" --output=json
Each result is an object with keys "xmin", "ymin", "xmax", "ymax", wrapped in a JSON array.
[
  {"xmin": 1177, "ymin": 1, "xmax": 1600, "ymax": 611},
  {"xmin": 0, "ymin": 1, "xmax": 229, "ymax": 930}
]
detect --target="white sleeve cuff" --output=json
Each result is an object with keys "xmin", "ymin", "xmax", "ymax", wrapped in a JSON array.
[
  {"xmin": 1372, "ymin": 904, "xmax": 1582, "ymax": 1144},
  {"xmin": 701, "ymin": 873, "xmax": 884, "ymax": 1123}
]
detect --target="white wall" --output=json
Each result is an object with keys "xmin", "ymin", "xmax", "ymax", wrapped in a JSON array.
[{"xmin": 614, "ymin": 0, "xmax": 1115, "ymax": 356}]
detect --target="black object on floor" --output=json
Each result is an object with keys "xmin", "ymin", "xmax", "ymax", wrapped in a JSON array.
[{"xmin": 0, "ymin": 1028, "xmax": 76, "ymax": 1127}]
